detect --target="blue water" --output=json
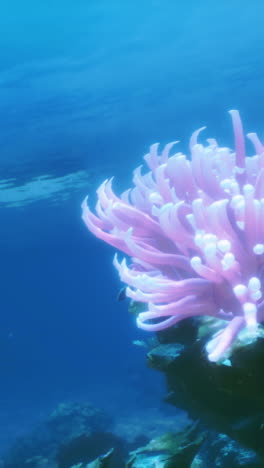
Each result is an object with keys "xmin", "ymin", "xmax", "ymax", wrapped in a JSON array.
[{"xmin": 1, "ymin": 0, "xmax": 264, "ymax": 454}]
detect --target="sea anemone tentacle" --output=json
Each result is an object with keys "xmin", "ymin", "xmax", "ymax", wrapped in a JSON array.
[{"xmin": 82, "ymin": 111, "xmax": 264, "ymax": 362}]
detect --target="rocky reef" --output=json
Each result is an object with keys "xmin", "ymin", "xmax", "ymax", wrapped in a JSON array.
[
  {"xmin": 148, "ymin": 317, "xmax": 264, "ymax": 458},
  {"xmin": 3, "ymin": 316, "xmax": 264, "ymax": 467},
  {"xmin": 1, "ymin": 402, "xmax": 116, "ymax": 468}
]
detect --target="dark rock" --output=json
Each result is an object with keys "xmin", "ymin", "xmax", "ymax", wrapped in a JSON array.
[
  {"xmin": 191, "ymin": 431, "xmax": 262, "ymax": 468},
  {"xmin": 126, "ymin": 424, "xmax": 262, "ymax": 468},
  {"xmin": 147, "ymin": 319, "xmax": 264, "ymax": 460},
  {"xmin": 156, "ymin": 318, "xmax": 198, "ymax": 346}
]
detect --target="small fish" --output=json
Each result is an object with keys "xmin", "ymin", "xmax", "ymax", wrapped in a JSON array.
[{"xmin": 132, "ymin": 340, "xmax": 148, "ymax": 348}]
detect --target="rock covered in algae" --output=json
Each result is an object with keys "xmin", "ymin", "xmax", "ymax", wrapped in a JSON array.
[
  {"xmin": 126, "ymin": 423, "xmax": 206, "ymax": 468},
  {"xmin": 70, "ymin": 448, "xmax": 114, "ymax": 468}
]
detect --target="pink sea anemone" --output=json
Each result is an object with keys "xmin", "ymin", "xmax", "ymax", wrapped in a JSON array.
[{"xmin": 82, "ymin": 111, "xmax": 264, "ymax": 362}]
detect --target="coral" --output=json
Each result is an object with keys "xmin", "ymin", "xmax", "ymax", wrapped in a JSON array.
[{"xmin": 82, "ymin": 111, "xmax": 264, "ymax": 362}]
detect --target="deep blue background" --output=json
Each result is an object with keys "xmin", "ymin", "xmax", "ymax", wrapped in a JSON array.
[{"xmin": 1, "ymin": 0, "xmax": 264, "ymax": 452}]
